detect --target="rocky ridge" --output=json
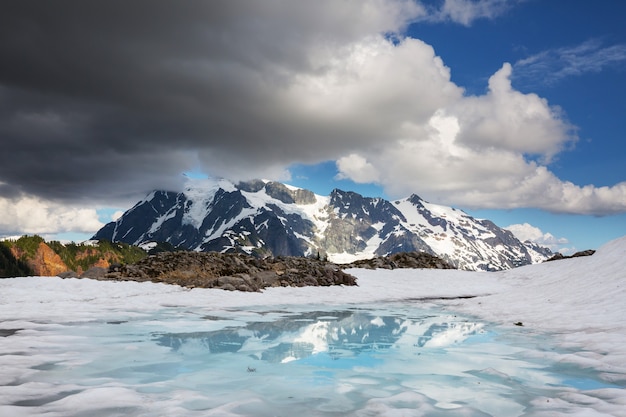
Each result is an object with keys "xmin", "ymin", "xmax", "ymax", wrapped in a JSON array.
[
  {"xmin": 87, "ymin": 249, "xmax": 456, "ymax": 291},
  {"xmin": 342, "ymin": 251, "xmax": 455, "ymax": 270},
  {"xmin": 101, "ymin": 251, "xmax": 357, "ymax": 291},
  {"xmin": 546, "ymin": 249, "xmax": 596, "ymax": 262}
]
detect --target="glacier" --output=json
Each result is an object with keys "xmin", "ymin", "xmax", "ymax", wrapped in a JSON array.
[{"xmin": 1, "ymin": 236, "xmax": 625, "ymax": 416}]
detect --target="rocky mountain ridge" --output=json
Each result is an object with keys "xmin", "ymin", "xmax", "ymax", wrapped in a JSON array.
[
  {"xmin": 94, "ymin": 178, "xmax": 552, "ymax": 271},
  {"xmin": 103, "ymin": 251, "xmax": 357, "ymax": 291}
]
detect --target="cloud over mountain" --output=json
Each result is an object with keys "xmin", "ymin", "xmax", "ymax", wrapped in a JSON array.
[
  {"xmin": 505, "ymin": 223, "xmax": 570, "ymax": 253},
  {"xmin": 1, "ymin": 0, "xmax": 624, "ymax": 228}
]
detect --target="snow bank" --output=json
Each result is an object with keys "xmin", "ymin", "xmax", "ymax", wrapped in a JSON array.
[{"xmin": 442, "ymin": 235, "xmax": 626, "ymax": 382}]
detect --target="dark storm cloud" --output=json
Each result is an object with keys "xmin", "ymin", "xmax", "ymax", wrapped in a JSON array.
[
  {"xmin": 0, "ymin": 2, "xmax": 206, "ymax": 201},
  {"xmin": 0, "ymin": 1, "xmax": 424, "ymax": 203}
]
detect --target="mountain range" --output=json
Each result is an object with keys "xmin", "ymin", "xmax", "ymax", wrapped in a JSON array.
[{"xmin": 93, "ymin": 178, "xmax": 551, "ymax": 271}]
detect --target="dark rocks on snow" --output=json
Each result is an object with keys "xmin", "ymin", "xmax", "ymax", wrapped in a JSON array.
[
  {"xmin": 342, "ymin": 251, "xmax": 454, "ymax": 270},
  {"xmin": 98, "ymin": 251, "xmax": 357, "ymax": 291},
  {"xmin": 545, "ymin": 249, "xmax": 596, "ymax": 262},
  {"xmin": 58, "ymin": 267, "xmax": 108, "ymax": 279},
  {"xmin": 80, "ymin": 267, "xmax": 108, "ymax": 279},
  {"xmin": 66, "ymin": 250, "xmax": 454, "ymax": 291}
]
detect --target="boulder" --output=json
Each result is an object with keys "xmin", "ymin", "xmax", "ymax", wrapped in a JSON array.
[
  {"xmin": 80, "ymin": 267, "xmax": 107, "ymax": 279},
  {"xmin": 57, "ymin": 270, "xmax": 79, "ymax": 278}
]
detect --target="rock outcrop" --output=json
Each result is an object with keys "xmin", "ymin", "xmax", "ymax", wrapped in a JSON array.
[
  {"xmin": 32, "ymin": 242, "xmax": 68, "ymax": 276},
  {"xmin": 9, "ymin": 242, "xmax": 68, "ymax": 276},
  {"xmin": 100, "ymin": 251, "xmax": 357, "ymax": 291},
  {"xmin": 546, "ymin": 249, "xmax": 596, "ymax": 262},
  {"xmin": 342, "ymin": 251, "xmax": 454, "ymax": 270}
]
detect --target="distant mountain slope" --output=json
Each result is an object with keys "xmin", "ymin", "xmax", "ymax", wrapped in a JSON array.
[
  {"xmin": 0, "ymin": 235, "xmax": 146, "ymax": 277},
  {"xmin": 93, "ymin": 178, "xmax": 551, "ymax": 271}
]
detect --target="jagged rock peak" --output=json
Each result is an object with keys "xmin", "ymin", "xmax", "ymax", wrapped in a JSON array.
[
  {"xmin": 236, "ymin": 179, "xmax": 266, "ymax": 193},
  {"xmin": 237, "ymin": 179, "xmax": 317, "ymax": 205},
  {"xmin": 407, "ymin": 194, "xmax": 426, "ymax": 206}
]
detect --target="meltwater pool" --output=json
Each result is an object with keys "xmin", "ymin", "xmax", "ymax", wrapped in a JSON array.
[{"xmin": 1, "ymin": 302, "xmax": 621, "ymax": 416}]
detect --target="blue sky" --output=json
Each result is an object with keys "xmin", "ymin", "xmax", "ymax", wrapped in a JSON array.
[
  {"xmin": 415, "ymin": 0, "xmax": 626, "ymax": 190},
  {"xmin": 1, "ymin": 1, "xmax": 625, "ymax": 253}
]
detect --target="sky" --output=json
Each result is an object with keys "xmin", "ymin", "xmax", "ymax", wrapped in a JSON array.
[{"xmin": 1, "ymin": 0, "xmax": 625, "ymax": 253}]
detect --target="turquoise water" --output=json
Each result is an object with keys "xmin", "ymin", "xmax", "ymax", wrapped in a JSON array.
[{"xmin": 4, "ymin": 302, "xmax": 621, "ymax": 416}]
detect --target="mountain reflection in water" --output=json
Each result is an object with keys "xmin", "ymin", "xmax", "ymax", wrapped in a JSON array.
[{"xmin": 152, "ymin": 308, "xmax": 486, "ymax": 364}]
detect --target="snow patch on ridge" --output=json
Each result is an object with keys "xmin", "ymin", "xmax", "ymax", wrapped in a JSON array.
[
  {"xmin": 182, "ymin": 178, "xmax": 236, "ymax": 230},
  {"xmin": 149, "ymin": 208, "xmax": 177, "ymax": 234},
  {"xmin": 240, "ymin": 184, "xmax": 330, "ymax": 238}
]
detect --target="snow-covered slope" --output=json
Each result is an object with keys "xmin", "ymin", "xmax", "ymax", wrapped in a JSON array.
[
  {"xmin": 93, "ymin": 178, "xmax": 550, "ymax": 270},
  {"xmin": 1, "ymin": 236, "xmax": 625, "ymax": 416}
]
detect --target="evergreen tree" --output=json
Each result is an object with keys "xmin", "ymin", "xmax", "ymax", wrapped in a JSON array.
[{"xmin": 0, "ymin": 243, "xmax": 32, "ymax": 277}]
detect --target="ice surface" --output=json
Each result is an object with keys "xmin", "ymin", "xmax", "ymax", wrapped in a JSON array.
[{"xmin": 1, "ymin": 236, "xmax": 625, "ymax": 416}]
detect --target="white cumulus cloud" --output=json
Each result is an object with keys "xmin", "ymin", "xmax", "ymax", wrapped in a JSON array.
[
  {"xmin": 505, "ymin": 223, "xmax": 570, "ymax": 253},
  {"xmin": 0, "ymin": 195, "xmax": 104, "ymax": 237},
  {"xmin": 336, "ymin": 154, "xmax": 380, "ymax": 183},
  {"xmin": 334, "ymin": 62, "xmax": 626, "ymax": 215}
]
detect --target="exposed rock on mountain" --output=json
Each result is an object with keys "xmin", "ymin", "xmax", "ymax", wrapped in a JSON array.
[
  {"xmin": 0, "ymin": 236, "xmax": 146, "ymax": 277},
  {"xmin": 102, "ymin": 251, "xmax": 357, "ymax": 291},
  {"xmin": 3, "ymin": 237, "xmax": 67, "ymax": 276},
  {"xmin": 29, "ymin": 242, "xmax": 67, "ymax": 276},
  {"xmin": 93, "ymin": 178, "xmax": 552, "ymax": 271}
]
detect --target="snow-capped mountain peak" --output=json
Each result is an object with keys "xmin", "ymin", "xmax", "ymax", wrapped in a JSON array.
[{"xmin": 93, "ymin": 178, "xmax": 551, "ymax": 270}]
